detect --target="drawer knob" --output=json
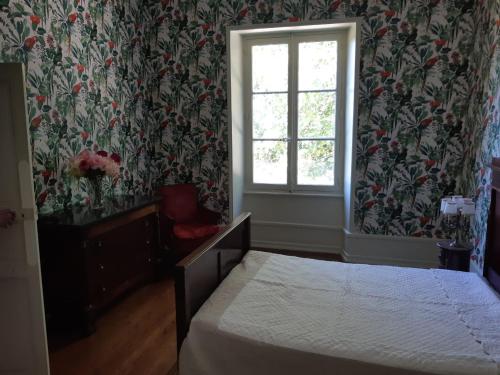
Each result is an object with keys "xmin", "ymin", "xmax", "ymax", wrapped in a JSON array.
[
  {"xmin": 97, "ymin": 241, "xmax": 103, "ymax": 248},
  {"xmin": 145, "ymin": 220, "xmax": 150, "ymax": 227},
  {"xmin": 101, "ymin": 287, "xmax": 107, "ymax": 292},
  {"xmin": 148, "ymin": 258, "xmax": 152, "ymax": 263},
  {"xmin": 99, "ymin": 264, "xmax": 104, "ymax": 270},
  {"xmin": 146, "ymin": 240, "xmax": 151, "ymax": 245}
]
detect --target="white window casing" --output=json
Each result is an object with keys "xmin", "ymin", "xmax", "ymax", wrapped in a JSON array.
[{"xmin": 243, "ymin": 29, "xmax": 347, "ymax": 194}]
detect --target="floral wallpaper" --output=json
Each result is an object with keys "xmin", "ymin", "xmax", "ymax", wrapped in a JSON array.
[
  {"xmin": 150, "ymin": 0, "xmax": 480, "ymax": 233},
  {"xmin": 461, "ymin": 0, "xmax": 500, "ymax": 273},
  {"xmin": 0, "ymin": 0, "xmax": 498, "ymax": 261},
  {"xmin": 353, "ymin": 1, "xmax": 481, "ymax": 238},
  {"xmin": 0, "ymin": 0, "xmax": 156, "ymax": 213},
  {"xmin": 148, "ymin": 0, "xmax": 231, "ymax": 214}
]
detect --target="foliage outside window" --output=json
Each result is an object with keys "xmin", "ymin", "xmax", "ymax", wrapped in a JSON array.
[{"xmin": 245, "ymin": 31, "xmax": 344, "ymax": 192}]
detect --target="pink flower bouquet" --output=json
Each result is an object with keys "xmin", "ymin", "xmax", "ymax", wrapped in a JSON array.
[{"xmin": 69, "ymin": 150, "xmax": 120, "ymax": 180}]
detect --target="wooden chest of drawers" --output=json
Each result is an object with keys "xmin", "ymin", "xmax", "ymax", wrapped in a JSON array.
[{"xmin": 38, "ymin": 195, "xmax": 162, "ymax": 335}]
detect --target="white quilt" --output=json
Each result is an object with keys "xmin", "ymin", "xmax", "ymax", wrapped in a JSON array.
[{"xmin": 179, "ymin": 251, "xmax": 500, "ymax": 375}]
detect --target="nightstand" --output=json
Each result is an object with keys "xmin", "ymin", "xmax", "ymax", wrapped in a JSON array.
[{"xmin": 436, "ymin": 240, "xmax": 473, "ymax": 272}]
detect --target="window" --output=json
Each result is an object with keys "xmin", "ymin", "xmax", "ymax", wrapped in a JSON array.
[{"xmin": 244, "ymin": 31, "xmax": 345, "ymax": 193}]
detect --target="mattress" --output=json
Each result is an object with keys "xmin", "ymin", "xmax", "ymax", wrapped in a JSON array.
[{"xmin": 179, "ymin": 251, "xmax": 500, "ymax": 375}]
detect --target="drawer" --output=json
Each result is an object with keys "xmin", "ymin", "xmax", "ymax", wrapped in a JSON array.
[
  {"xmin": 142, "ymin": 215, "xmax": 156, "ymax": 237},
  {"xmin": 84, "ymin": 214, "xmax": 157, "ymax": 306},
  {"xmin": 37, "ymin": 198, "xmax": 161, "ymax": 333}
]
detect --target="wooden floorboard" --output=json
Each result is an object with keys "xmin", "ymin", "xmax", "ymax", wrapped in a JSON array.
[
  {"xmin": 48, "ymin": 278, "xmax": 177, "ymax": 375},
  {"xmin": 48, "ymin": 248, "xmax": 338, "ymax": 374}
]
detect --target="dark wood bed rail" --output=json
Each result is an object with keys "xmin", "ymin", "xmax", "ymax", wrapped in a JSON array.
[
  {"xmin": 175, "ymin": 212, "xmax": 251, "ymax": 352},
  {"xmin": 484, "ymin": 158, "xmax": 500, "ymax": 294}
]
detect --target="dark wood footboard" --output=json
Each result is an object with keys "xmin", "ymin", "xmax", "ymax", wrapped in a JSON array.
[
  {"xmin": 175, "ymin": 212, "xmax": 251, "ymax": 352},
  {"xmin": 484, "ymin": 159, "xmax": 500, "ymax": 295}
]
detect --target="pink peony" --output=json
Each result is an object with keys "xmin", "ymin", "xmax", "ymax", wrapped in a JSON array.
[
  {"xmin": 110, "ymin": 153, "xmax": 121, "ymax": 164},
  {"xmin": 68, "ymin": 150, "xmax": 120, "ymax": 180},
  {"xmin": 79, "ymin": 159, "xmax": 90, "ymax": 171}
]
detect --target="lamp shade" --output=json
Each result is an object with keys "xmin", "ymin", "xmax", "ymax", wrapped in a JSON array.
[
  {"xmin": 462, "ymin": 201, "xmax": 475, "ymax": 216},
  {"xmin": 440, "ymin": 196, "xmax": 475, "ymax": 216},
  {"xmin": 440, "ymin": 199, "xmax": 447, "ymax": 212},
  {"xmin": 442, "ymin": 201, "xmax": 458, "ymax": 215}
]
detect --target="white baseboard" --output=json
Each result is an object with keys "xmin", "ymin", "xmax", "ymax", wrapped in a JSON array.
[
  {"xmin": 252, "ymin": 220, "xmax": 341, "ymax": 230},
  {"xmin": 343, "ymin": 229, "xmax": 440, "ymax": 268},
  {"xmin": 250, "ymin": 221, "xmax": 441, "ymax": 268},
  {"xmin": 252, "ymin": 240, "xmax": 342, "ymax": 254},
  {"xmin": 251, "ymin": 220, "xmax": 343, "ymax": 255}
]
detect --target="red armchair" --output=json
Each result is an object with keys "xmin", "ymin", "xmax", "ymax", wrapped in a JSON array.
[{"xmin": 158, "ymin": 184, "xmax": 222, "ymax": 262}]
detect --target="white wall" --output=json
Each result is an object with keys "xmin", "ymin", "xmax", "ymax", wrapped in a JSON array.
[
  {"xmin": 228, "ymin": 32, "xmax": 245, "ymax": 220},
  {"xmin": 343, "ymin": 230, "xmax": 439, "ymax": 268},
  {"xmin": 343, "ymin": 23, "xmax": 360, "ymax": 233},
  {"xmin": 228, "ymin": 20, "xmax": 359, "ymax": 256},
  {"xmin": 243, "ymin": 192, "xmax": 344, "ymax": 253}
]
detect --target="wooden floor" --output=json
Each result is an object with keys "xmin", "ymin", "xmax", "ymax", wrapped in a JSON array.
[
  {"xmin": 47, "ymin": 248, "xmax": 339, "ymax": 375},
  {"xmin": 49, "ymin": 278, "xmax": 177, "ymax": 375}
]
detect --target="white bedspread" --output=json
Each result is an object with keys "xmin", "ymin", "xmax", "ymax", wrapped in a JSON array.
[{"xmin": 179, "ymin": 251, "xmax": 500, "ymax": 375}]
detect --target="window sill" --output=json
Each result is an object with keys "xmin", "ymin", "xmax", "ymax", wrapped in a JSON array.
[{"xmin": 244, "ymin": 190, "xmax": 344, "ymax": 198}]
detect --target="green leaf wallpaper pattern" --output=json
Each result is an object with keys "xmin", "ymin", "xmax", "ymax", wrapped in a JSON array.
[
  {"xmin": 0, "ymin": 0, "xmax": 499, "ymax": 270},
  {"xmin": 0, "ymin": 0, "xmax": 157, "ymax": 212},
  {"xmin": 149, "ymin": 0, "xmax": 498, "ymax": 240}
]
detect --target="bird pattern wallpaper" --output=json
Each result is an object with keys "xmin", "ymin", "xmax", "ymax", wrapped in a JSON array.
[
  {"xmin": 0, "ymin": 0, "xmax": 157, "ymax": 211},
  {"xmin": 0, "ymin": 0, "xmax": 498, "ymax": 271}
]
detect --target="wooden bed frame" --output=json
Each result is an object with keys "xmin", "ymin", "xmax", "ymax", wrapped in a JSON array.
[
  {"xmin": 484, "ymin": 158, "xmax": 500, "ymax": 293},
  {"xmin": 174, "ymin": 212, "xmax": 250, "ymax": 351},
  {"xmin": 175, "ymin": 160, "xmax": 500, "ymax": 353}
]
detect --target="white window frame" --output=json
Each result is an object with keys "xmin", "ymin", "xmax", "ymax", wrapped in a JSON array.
[{"xmin": 243, "ymin": 30, "xmax": 347, "ymax": 194}]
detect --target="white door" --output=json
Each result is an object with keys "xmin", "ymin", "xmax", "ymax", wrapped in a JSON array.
[{"xmin": 0, "ymin": 63, "xmax": 50, "ymax": 374}]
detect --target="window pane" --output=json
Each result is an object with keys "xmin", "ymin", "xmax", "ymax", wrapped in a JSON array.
[
  {"xmin": 253, "ymin": 141, "xmax": 287, "ymax": 184},
  {"xmin": 253, "ymin": 93, "xmax": 288, "ymax": 139},
  {"xmin": 252, "ymin": 44, "xmax": 288, "ymax": 93},
  {"xmin": 298, "ymin": 41, "xmax": 337, "ymax": 91},
  {"xmin": 297, "ymin": 140, "xmax": 334, "ymax": 186},
  {"xmin": 298, "ymin": 92, "xmax": 336, "ymax": 138}
]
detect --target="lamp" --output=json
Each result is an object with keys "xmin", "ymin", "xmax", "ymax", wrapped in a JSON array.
[{"xmin": 440, "ymin": 196, "xmax": 475, "ymax": 248}]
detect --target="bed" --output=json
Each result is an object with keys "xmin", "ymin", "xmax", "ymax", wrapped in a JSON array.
[{"xmin": 175, "ymin": 159, "xmax": 500, "ymax": 375}]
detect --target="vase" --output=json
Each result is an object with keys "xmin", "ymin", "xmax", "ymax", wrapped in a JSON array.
[{"xmin": 87, "ymin": 175, "xmax": 104, "ymax": 210}]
